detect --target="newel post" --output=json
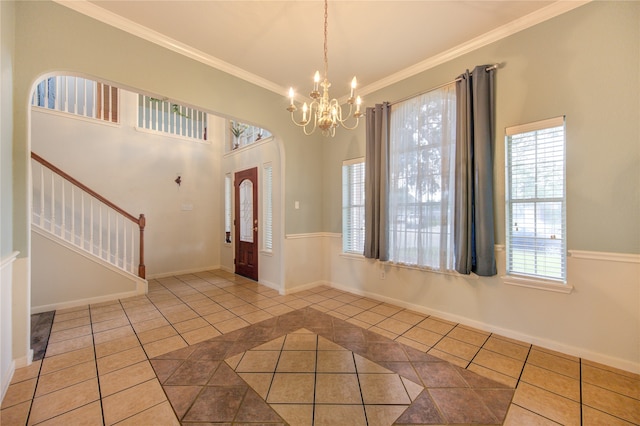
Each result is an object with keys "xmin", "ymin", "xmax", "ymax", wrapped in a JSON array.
[{"xmin": 138, "ymin": 213, "xmax": 146, "ymax": 279}]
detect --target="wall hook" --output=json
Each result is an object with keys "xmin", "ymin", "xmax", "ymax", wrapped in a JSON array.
[{"xmin": 175, "ymin": 175, "xmax": 182, "ymax": 186}]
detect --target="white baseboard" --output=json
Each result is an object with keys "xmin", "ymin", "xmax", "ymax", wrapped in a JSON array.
[
  {"xmin": 328, "ymin": 281, "xmax": 640, "ymax": 375},
  {"xmin": 147, "ymin": 265, "xmax": 220, "ymax": 279},
  {"xmin": 1, "ymin": 360, "xmax": 15, "ymax": 404},
  {"xmin": 281, "ymin": 280, "xmax": 331, "ymax": 295},
  {"xmin": 31, "ymin": 287, "xmax": 146, "ymax": 314}
]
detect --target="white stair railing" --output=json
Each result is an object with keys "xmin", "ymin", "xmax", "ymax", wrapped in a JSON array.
[{"xmin": 31, "ymin": 152, "xmax": 146, "ymax": 278}]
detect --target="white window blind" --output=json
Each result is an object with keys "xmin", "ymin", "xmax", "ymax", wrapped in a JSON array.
[
  {"xmin": 342, "ymin": 159, "xmax": 365, "ymax": 254},
  {"xmin": 388, "ymin": 84, "xmax": 456, "ymax": 271},
  {"xmin": 506, "ymin": 116, "xmax": 566, "ymax": 282},
  {"xmin": 263, "ymin": 164, "xmax": 273, "ymax": 251}
]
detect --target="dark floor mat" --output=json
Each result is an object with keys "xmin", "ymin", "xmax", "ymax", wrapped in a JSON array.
[{"xmin": 31, "ymin": 311, "xmax": 55, "ymax": 361}]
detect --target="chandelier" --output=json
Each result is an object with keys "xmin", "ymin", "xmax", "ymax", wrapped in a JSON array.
[{"xmin": 286, "ymin": 0, "xmax": 363, "ymax": 137}]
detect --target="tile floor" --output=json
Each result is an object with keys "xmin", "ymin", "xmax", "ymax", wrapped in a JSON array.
[{"xmin": 0, "ymin": 269, "xmax": 638, "ymax": 425}]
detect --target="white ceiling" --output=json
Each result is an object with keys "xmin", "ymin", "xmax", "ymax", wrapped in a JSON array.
[{"xmin": 59, "ymin": 1, "xmax": 586, "ymax": 100}]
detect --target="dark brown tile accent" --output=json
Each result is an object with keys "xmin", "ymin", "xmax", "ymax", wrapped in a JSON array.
[
  {"xmin": 163, "ymin": 385, "xmax": 201, "ymax": 418},
  {"xmin": 413, "ymin": 361, "xmax": 468, "ymax": 388},
  {"xmin": 183, "ymin": 386, "xmax": 247, "ymax": 422},
  {"xmin": 150, "ymin": 359, "xmax": 183, "ymax": 384},
  {"xmin": 235, "ymin": 388, "xmax": 284, "ymax": 423},
  {"xmin": 429, "ymin": 387, "xmax": 498, "ymax": 424},
  {"xmin": 393, "ymin": 391, "xmax": 445, "ymax": 424},
  {"xmin": 164, "ymin": 360, "xmax": 220, "ymax": 386}
]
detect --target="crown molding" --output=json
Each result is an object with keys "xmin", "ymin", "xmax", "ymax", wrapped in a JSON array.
[
  {"xmin": 359, "ymin": 0, "xmax": 591, "ymax": 96},
  {"xmin": 53, "ymin": 0, "xmax": 288, "ymax": 97},
  {"xmin": 55, "ymin": 0, "xmax": 589, "ymax": 100}
]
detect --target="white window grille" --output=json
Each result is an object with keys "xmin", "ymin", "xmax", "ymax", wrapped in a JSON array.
[
  {"xmin": 506, "ymin": 116, "xmax": 566, "ymax": 282},
  {"xmin": 342, "ymin": 158, "xmax": 365, "ymax": 254},
  {"xmin": 388, "ymin": 84, "xmax": 457, "ymax": 271},
  {"xmin": 32, "ymin": 76, "xmax": 119, "ymax": 123},
  {"xmin": 138, "ymin": 95, "xmax": 208, "ymax": 142},
  {"xmin": 230, "ymin": 120, "xmax": 272, "ymax": 150},
  {"xmin": 263, "ymin": 164, "xmax": 273, "ymax": 251}
]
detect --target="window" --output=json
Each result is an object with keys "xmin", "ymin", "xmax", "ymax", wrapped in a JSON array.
[
  {"xmin": 224, "ymin": 174, "xmax": 232, "ymax": 243},
  {"xmin": 388, "ymin": 84, "xmax": 456, "ymax": 270},
  {"xmin": 229, "ymin": 120, "xmax": 272, "ymax": 150},
  {"xmin": 32, "ymin": 76, "xmax": 119, "ymax": 123},
  {"xmin": 263, "ymin": 164, "xmax": 273, "ymax": 251},
  {"xmin": 342, "ymin": 158, "xmax": 365, "ymax": 254},
  {"xmin": 137, "ymin": 95, "xmax": 208, "ymax": 142},
  {"xmin": 505, "ymin": 116, "xmax": 566, "ymax": 282}
]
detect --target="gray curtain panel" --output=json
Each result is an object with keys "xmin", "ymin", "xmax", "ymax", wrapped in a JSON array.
[
  {"xmin": 364, "ymin": 102, "xmax": 390, "ymax": 260},
  {"xmin": 454, "ymin": 65, "xmax": 497, "ymax": 276}
]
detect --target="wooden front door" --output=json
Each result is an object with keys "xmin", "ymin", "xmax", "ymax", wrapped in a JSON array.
[{"xmin": 234, "ymin": 167, "xmax": 258, "ymax": 281}]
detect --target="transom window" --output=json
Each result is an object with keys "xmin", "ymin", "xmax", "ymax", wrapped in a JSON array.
[{"xmin": 137, "ymin": 95, "xmax": 208, "ymax": 142}]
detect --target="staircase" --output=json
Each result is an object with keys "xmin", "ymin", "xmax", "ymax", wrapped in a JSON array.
[{"xmin": 30, "ymin": 152, "xmax": 147, "ymax": 312}]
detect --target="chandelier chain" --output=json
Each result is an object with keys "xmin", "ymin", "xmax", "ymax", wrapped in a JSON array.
[{"xmin": 323, "ymin": 0, "xmax": 328, "ymax": 79}]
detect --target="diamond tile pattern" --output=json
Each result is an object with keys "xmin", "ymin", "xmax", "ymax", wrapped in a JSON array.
[
  {"xmin": 2, "ymin": 269, "xmax": 639, "ymax": 425},
  {"xmin": 154, "ymin": 309, "xmax": 510, "ymax": 425}
]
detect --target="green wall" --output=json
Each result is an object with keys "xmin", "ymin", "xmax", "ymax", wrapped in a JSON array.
[
  {"xmin": 12, "ymin": 0, "xmax": 326, "ymax": 257},
  {"xmin": 325, "ymin": 1, "xmax": 640, "ymax": 254}
]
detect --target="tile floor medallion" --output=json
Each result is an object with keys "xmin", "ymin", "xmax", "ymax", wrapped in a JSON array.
[{"xmin": 152, "ymin": 307, "xmax": 514, "ymax": 425}]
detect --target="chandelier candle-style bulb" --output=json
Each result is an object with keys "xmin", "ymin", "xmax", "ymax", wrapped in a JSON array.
[{"xmin": 285, "ymin": 0, "xmax": 364, "ymax": 137}]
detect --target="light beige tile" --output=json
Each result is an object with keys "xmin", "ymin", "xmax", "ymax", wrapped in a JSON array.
[
  {"xmin": 395, "ymin": 336, "xmax": 431, "ymax": 353},
  {"xmin": 143, "ymin": 335, "xmax": 187, "ymax": 358},
  {"xmin": 116, "ymin": 401, "xmax": 180, "ymax": 425},
  {"xmin": 447, "ymin": 326, "xmax": 490, "ymax": 346},
  {"xmin": 267, "ymin": 373, "xmax": 315, "ymax": 403},
  {"xmin": 237, "ymin": 372, "xmax": 274, "ymax": 399},
  {"xmin": 276, "ymin": 351, "xmax": 316, "ymax": 372},
  {"xmin": 368, "ymin": 326, "xmax": 399, "ymax": 341},
  {"xmin": 36, "ymin": 361, "xmax": 96, "ymax": 397},
  {"xmin": 239, "ymin": 309, "xmax": 274, "ymax": 324},
  {"xmin": 345, "ymin": 317, "xmax": 372, "ymax": 329},
  {"xmin": 432, "ymin": 336, "xmax": 480, "ymax": 361},
  {"xmin": 391, "ymin": 310, "xmax": 427, "ymax": 325},
  {"xmin": 100, "ymin": 361, "xmax": 156, "ymax": 396},
  {"xmin": 503, "ymin": 404, "xmax": 561, "ymax": 425},
  {"xmin": 472, "ymin": 348, "xmax": 525, "ymax": 378},
  {"xmin": 317, "ymin": 350, "xmax": 356, "ymax": 373},
  {"xmin": 50, "ymin": 316, "xmax": 91, "ymax": 332},
  {"xmin": 271, "ymin": 403, "xmax": 313, "ymax": 426},
  {"xmin": 90, "ymin": 309, "xmax": 127, "ymax": 324},
  {"xmin": 467, "ymin": 363, "xmax": 518, "ymax": 388},
  {"xmin": 137, "ymin": 325, "xmax": 178, "ymax": 344},
  {"xmin": 527, "ymin": 349, "xmax": 580, "ymax": 379},
  {"xmin": 203, "ymin": 309, "xmax": 237, "ymax": 324},
  {"xmin": 212, "ymin": 316, "xmax": 250, "ymax": 333},
  {"xmin": 10, "ymin": 360, "xmax": 42, "ymax": 383},
  {"xmin": 354, "ymin": 354, "xmax": 393, "ymax": 374},
  {"xmin": 582, "ymin": 364, "xmax": 640, "ymax": 400},
  {"xmin": 252, "ymin": 336, "xmax": 285, "ymax": 351},
  {"xmin": 48, "ymin": 325, "xmax": 92, "ymax": 344},
  {"xmin": 93, "ymin": 325, "xmax": 135, "ymax": 345},
  {"xmin": 0, "ymin": 401, "xmax": 31, "ymax": 425},
  {"xmin": 426, "ymin": 348, "xmax": 468, "ymax": 368},
  {"xmin": 533, "ymin": 345, "xmax": 580, "ymax": 362},
  {"xmin": 1, "ymin": 378, "xmax": 37, "ymax": 409},
  {"xmin": 582, "ymin": 382, "xmax": 640, "ymax": 424},
  {"xmin": 34, "ymin": 401, "xmax": 103, "ymax": 426},
  {"xmin": 359, "ymin": 373, "xmax": 411, "ymax": 405},
  {"xmin": 354, "ymin": 311, "xmax": 387, "ymax": 325},
  {"xmin": 315, "ymin": 404, "xmax": 367, "ymax": 426},
  {"xmin": 28, "ymin": 378, "xmax": 100, "ymax": 425},
  {"xmin": 91, "ymin": 316, "xmax": 131, "ymax": 333},
  {"xmin": 327, "ymin": 310, "xmax": 349, "ymax": 320},
  {"xmin": 512, "ymin": 382, "xmax": 581, "ymax": 426},
  {"xmin": 416, "ymin": 317, "xmax": 456, "ymax": 334},
  {"xmin": 181, "ymin": 325, "xmax": 222, "ymax": 344},
  {"xmin": 368, "ymin": 303, "xmax": 402, "ymax": 317},
  {"xmin": 172, "ymin": 317, "xmax": 208, "ymax": 333},
  {"xmin": 582, "ymin": 405, "xmax": 636, "ymax": 426},
  {"xmin": 482, "ymin": 335, "xmax": 530, "ymax": 361},
  {"xmin": 283, "ymin": 333, "xmax": 317, "ymax": 351},
  {"xmin": 94, "ymin": 335, "xmax": 140, "ymax": 359},
  {"xmin": 365, "ymin": 405, "xmax": 410, "ymax": 426},
  {"xmin": 349, "ymin": 298, "xmax": 380, "ymax": 310},
  {"xmin": 377, "ymin": 317, "xmax": 413, "ymax": 335},
  {"xmin": 236, "ymin": 350, "xmax": 280, "ymax": 373},
  {"xmin": 45, "ymin": 334, "xmax": 93, "ymax": 357},
  {"xmin": 54, "ymin": 309, "xmax": 89, "ymax": 323},
  {"xmin": 131, "ymin": 316, "xmax": 170, "ymax": 333},
  {"xmin": 97, "ymin": 345, "xmax": 148, "ymax": 376},
  {"xmin": 582, "ymin": 359, "xmax": 640, "ymax": 381},
  {"xmin": 41, "ymin": 346, "xmax": 94, "ymax": 375},
  {"xmin": 102, "ymin": 379, "xmax": 167, "ymax": 425},
  {"xmin": 315, "ymin": 373, "xmax": 362, "ymax": 404},
  {"xmin": 265, "ymin": 304, "xmax": 294, "ymax": 316},
  {"xmin": 402, "ymin": 326, "xmax": 442, "ymax": 347},
  {"xmin": 521, "ymin": 363, "xmax": 580, "ymax": 401},
  {"xmin": 333, "ymin": 304, "xmax": 364, "ymax": 317}
]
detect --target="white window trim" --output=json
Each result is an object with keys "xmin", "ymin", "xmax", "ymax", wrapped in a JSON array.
[{"xmin": 502, "ymin": 274, "xmax": 574, "ymax": 294}]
